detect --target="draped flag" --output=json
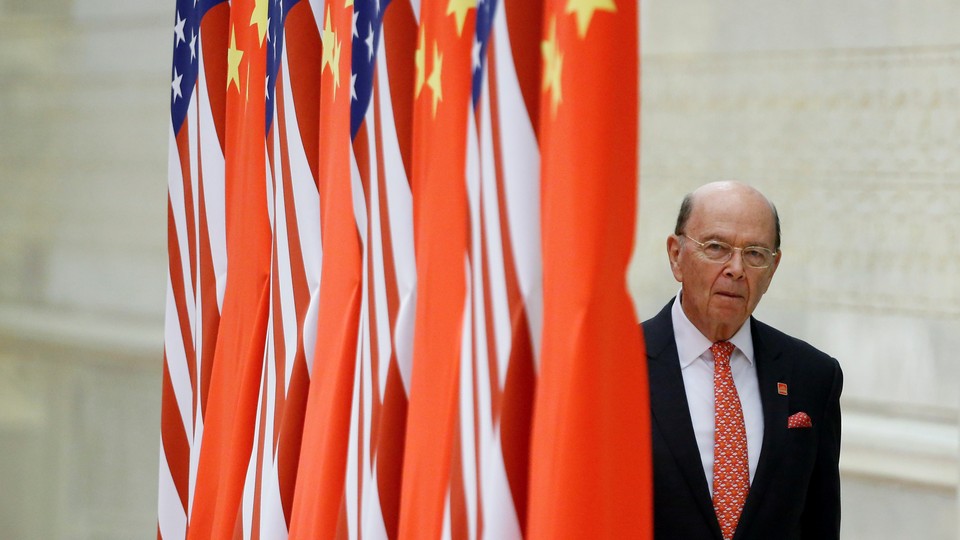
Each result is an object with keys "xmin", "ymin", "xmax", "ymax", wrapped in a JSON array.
[
  {"xmin": 399, "ymin": 0, "xmax": 545, "ymax": 537},
  {"xmin": 162, "ymin": 0, "xmax": 276, "ymax": 536},
  {"xmin": 184, "ymin": 0, "xmax": 275, "ymax": 536},
  {"xmin": 286, "ymin": 0, "xmax": 365, "ymax": 537},
  {"xmin": 338, "ymin": 0, "xmax": 420, "ymax": 537},
  {"xmin": 160, "ymin": 0, "xmax": 230, "ymax": 538},
  {"xmin": 463, "ymin": 0, "xmax": 543, "ymax": 536},
  {"xmin": 397, "ymin": 0, "xmax": 474, "ymax": 536},
  {"xmin": 237, "ymin": 0, "xmax": 323, "ymax": 537},
  {"xmin": 289, "ymin": 0, "xmax": 421, "ymax": 537},
  {"xmin": 164, "ymin": 0, "xmax": 650, "ymax": 536},
  {"xmin": 528, "ymin": 0, "xmax": 652, "ymax": 538}
]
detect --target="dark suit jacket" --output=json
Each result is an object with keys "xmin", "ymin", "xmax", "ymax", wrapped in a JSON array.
[{"xmin": 642, "ymin": 299, "xmax": 842, "ymax": 540}]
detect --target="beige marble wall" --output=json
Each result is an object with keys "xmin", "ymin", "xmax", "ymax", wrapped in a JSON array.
[
  {"xmin": 0, "ymin": 0, "xmax": 169, "ymax": 537},
  {"xmin": 633, "ymin": 1, "xmax": 960, "ymax": 539}
]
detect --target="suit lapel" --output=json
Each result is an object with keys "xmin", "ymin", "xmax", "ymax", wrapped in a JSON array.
[
  {"xmin": 736, "ymin": 318, "xmax": 790, "ymax": 537},
  {"xmin": 645, "ymin": 302, "xmax": 723, "ymax": 539}
]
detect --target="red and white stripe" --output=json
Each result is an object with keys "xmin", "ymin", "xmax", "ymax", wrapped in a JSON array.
[
  {"xmin": 186, "ymin": 0, "xmax": 274, "ymax": 535},
  {"xmin": 162, "ymin": 0, "xmax": 652, "ymax": 537},
  {"xmin": 451, "ymin": 2, "xmax": 542, "ymax": 537},
  {"xmin": 481, "ymin": 8, "xmax": 541, "ymax": 539},
  {"xmin": 341, "ymin": 2, "xmax": 419, "ymax": 537},
  {"xmin": 399, "ymin": 0, "xmax": 547, "ymax": 537},
  {"xmin": 160, "ymin": 5, "xmax": 230, "ymax": 538}
]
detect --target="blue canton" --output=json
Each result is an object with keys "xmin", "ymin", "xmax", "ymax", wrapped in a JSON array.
[
  {"xmin": 266, "ymin": 0, "xmax": 301, "ymax": 133},
  {"xmin": 351, "ymin": 0, "xmax": 390, "ymax": 139},
  {"xmin": 471, "ymin": 0, "xmax": 497, "ymax": 107},
  {"xmin": 170, "ymin": 0, "xmax": 228, "ymax": 133}
]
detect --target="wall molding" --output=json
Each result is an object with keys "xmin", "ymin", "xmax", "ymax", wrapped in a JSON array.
[
  {"xmin": 2, "ymin": 305, "xmax": 956, "ymax": 494},
  {"xmin": 0, "ymin": 304, "xmax": 160, "ymax": 364},
  {"xmin": 842, "ymin": 408, "xmax": 958, "ymax": 490}
]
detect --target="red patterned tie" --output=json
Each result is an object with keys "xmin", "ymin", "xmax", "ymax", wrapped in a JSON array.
[{"xmin": 712, "ymin": 340, "xmax": 749, "ymax": 540}]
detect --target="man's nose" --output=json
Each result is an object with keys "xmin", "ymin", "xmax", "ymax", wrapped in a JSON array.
[{"xmin": 723, "ymin": 250, "xmax": 746, "ymax": 278}]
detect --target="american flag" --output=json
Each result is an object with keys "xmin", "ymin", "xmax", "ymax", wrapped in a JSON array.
[
  {"xmin": 456, "ymin": 0, "xmax": 544, "ymax": 536},
  {"xmin": 160, "ymin": 0, "xmax": 229, "ymax": 538},
  {"xmin": 340, "ymin": 0, "xmax": 419, "ymax": 537},
  {"xmin": 397, "ymin": 0, "xmax": 547, "ymax": 536}
]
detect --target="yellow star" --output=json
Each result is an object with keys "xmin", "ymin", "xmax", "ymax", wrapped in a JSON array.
[
  {"xmin": 345, "ymin": 0, "xmax": 353, "ymax": 6},
  {"xmin": 427, "ymin": 41, "xmax": 443, "ymax": 117},
  {"xmin": 446, "ymin": 0, "xmax": 476, "ymax": 37},
  {"xmin": 250, "ymin": 0, "xmax": 269, "ymax": 45},
  {"xmin": 320, "ymin": 6, "xmax": 343, "ymax": 99},
  {"xmin": 331, "ymin": 36, "xmax": 342, "ymax": 98},
  {"xmin": 565, "ymin": 0, "xmax": 617, "ymax": 39},
  {"xmin": 414, "ymin": 27, "xmax": 426, "ymax": 98},
  {"xmin": 540, "ymin": 17, "xmax": 563, "ymax": 116},
  {"xmin": 321, "ymin": 6, "xmax": 335, "ymax": 74},
  {"xmin": 226, "ymin": 26, "xmax": 244, "ymax": 91}
]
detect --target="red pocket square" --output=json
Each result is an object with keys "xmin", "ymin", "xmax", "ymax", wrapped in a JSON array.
[{"xmin": 787, "ymin": 412, "xmax": 812, "ymax": 429}]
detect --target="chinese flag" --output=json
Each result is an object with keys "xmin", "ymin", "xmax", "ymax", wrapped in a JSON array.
[
  {"xmin": 288, "ymin": 1, "xmax": 363, "ymax": 538},
  {"xmin": 397, "ymin": 0, "xmax": 475, "ymax": 537},
  {"xmin": 527, "ymin": 0, "xmax": 653, "ymax": 538},
  {"xmin": 187, "ymin": 0, "xmax": 273, "ymax": 536}
]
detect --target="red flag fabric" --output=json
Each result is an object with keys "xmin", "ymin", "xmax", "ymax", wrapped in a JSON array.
[
  {"xmin": 398, "ymin": 1, "xmax": 548, "ymax": 537},
  {"xmin": 397, "ymin": 0, "xmax": 475, "ymax": 536},
  {"xmin": 237, "ymin": 0, "xmax": 323, "ymax": 537},
  {"xmin": 287, "ymin": 0, "xmax": 364, "ymax": 537},
  {"xmin": 186, "ymin": 0, "xmax": 273, "ymax": 536},
  {"xmin": 527, "ymin": 0, "xmax": 652, "ymax": 538}
]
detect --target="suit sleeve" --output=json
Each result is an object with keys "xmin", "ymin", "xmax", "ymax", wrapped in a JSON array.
[{"xmin": 800, "ymin": 357, "xmax": 843, "ymax": 540}]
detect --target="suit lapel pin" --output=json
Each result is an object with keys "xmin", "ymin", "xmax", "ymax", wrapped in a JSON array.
[{"xmin": 777, "ymin": 382, "xmax": 788, "ymax": 396}]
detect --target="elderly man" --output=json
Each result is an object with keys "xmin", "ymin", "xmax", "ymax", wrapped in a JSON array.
[{"xmin": 642, "ymin": 181, "xmax": 842, "ymax": 540}]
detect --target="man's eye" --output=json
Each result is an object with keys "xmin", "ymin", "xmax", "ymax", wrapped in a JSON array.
[{"xmin": 702, "ymin": 242, "xmax": 728, "ymax": 256}]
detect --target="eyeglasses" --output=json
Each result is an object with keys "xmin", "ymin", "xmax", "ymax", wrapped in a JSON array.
[{"xmin": 681, "ymin": 235, "xmax": 778, "ymax": 269}]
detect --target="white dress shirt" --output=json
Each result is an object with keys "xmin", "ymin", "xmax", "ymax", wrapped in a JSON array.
[{"xmin": 671, "ymin": 294, "xmax": 765, "ymax": 497}]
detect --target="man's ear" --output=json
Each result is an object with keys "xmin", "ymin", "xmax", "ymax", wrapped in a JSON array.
[
  {"xmin": 768, "ymin": 248, "xmax": 782, "ymax": 279},
  {"xmin": 760, "ymin": 249, "xmax": 782, "ymax": 294},
  {"xmin": 667, "ymin": 235, "xmax": 683, "ymax": 282}
]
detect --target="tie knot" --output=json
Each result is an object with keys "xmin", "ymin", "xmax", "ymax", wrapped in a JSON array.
[{"xmin": 711, "ymin": 341, "xmax": 735, "ymax": 364}]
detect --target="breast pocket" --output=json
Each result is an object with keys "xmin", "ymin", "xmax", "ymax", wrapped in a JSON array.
[{"xmin": 783, "ymin": 425, "xmax": 818, "ymax": 474}]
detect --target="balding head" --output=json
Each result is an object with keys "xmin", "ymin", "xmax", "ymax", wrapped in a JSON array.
[
  {"xmin": 674, "ymin": 181, "xmax": 780, "ymax": 250},
  {"xmin": 666, "ymin": 181, "xmax": 782, "ymax": 341}
]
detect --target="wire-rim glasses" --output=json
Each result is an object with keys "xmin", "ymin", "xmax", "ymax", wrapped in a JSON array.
[{"xmin": 681, "ymin": 234, "xmax": 778, "ymax": 269}]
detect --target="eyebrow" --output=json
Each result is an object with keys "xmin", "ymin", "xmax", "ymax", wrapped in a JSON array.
[{"xmin": 700, "ymin": 234, "xmax": 774, "ymax": 250}]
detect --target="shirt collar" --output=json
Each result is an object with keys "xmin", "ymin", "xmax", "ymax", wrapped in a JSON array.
[{"xmin": 671, "ymin": 291, "xmax": 755, "ymax": 368}]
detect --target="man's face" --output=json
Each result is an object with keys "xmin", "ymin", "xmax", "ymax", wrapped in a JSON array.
[{"xmin": 667, "ymin": 184, "xmax": 781, "ymax": 342}]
